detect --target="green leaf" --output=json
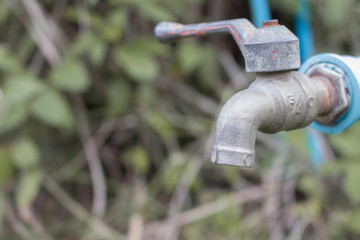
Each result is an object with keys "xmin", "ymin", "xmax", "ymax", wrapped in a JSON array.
[
  {"xmin": 0, "ymin": 148, "xmax": 13, "ymax": 186},
  {"xmin": 16, "ymin": 169, "xmax": 42, "ymax": 207},
  {"xmin": 143, "ymin": 109, "xmax": 175, "ymax": 140},
  {"xmin": 347, "ymin": 210, "xmax": 360, "ymax": 234},
  {"xmin": 285, "ymin": 129, "xmax": 309, "ymax": 156},
  {"xmin": 0, "ymin": 105, "xmax": 28, "ymax": 134},
  {"xmin": 101, "ymin": 9, "xmax": 128, "ymax": 42},
  {"xmin": 198, "ymin": 45, "xmax": 219, "ymax": 89},
  {"xmin": 106, "ymin": 80, "xmax": 131, "ymax": 117},
  {"xmin": 329, "ymin": 123, "xmax": 360, "ymax": 158},
  {"xmin": 136, "ymin": 83, "xmax": 156, "ymax": 107},
  {"xmin": 133, "ymin": 37, "xmax": 169, "ymax": 57},
  {"xmin": 0, "ymin": 45, "xmax": 22, "ymax": 74},
  {"xmin": 124, "ymin": 146, "xmax": 149, "ymax": 174},
  {"xmin": 11, "ymin": 138, "xmax": 39, "ymax": 170},
  {"xmin": 31, "ymin": 90, "xmax": 74, "ymax": 130},
  {"xmin": 49, "ymin": 59, "xmax": 90, "ymax": 92},
  {"xmin": 161, "ymin": 153, "xmax": 186, "ymax": 192},
  {"xmin": 69, "ymin": 33, "xmax": 106, "ymax": 66},
  {"xmin": 0, "ymin": 6, "xmax": 9, "ymax": 24},
  {"xmin": 324, "ymin": 0, "xmax": 351, "ymax": 27},
  {"xmin": 69, "ymin": 33, "xmax": 91, "ymax": 57},
  {"xmin": 89, "ymin": 39, "xmax": 107, "ymax": 66},
  {"xmin": 4, "ymin": 74, "xmax": 45, "ymax": 105},
  {"xmin": 137, "ymin": 2, "xmax": 175, "ymax": 22},
  {"xmin": 177, "ymin": 40, "xmax": 205, "ymax": 74},
  {"xmin": 344, "ymin": 163, "xmax": 360, "ymax": 204},
  {"xmin": 114, "ymin": 47, "xmax": 159, "ymax": 82}
]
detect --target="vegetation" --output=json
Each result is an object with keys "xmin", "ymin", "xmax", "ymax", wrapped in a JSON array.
[{"xmin": 0, "ymin": 0, "xmax": 360, "ymax": 239}]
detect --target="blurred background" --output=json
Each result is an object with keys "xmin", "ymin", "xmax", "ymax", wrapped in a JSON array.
[{"xmin": 0, "ymin": 0, "xmax": 360, "ymax": 239}]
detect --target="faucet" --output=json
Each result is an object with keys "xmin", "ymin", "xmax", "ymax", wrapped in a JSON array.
[{"xmin": 155, "ymin": 19, "xmax": 350, "ymax": 167}]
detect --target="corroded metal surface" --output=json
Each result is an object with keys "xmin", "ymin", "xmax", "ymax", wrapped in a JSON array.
[{"xmin": 306, "ymin": 64, "xmax": 350, "ymax": 124}]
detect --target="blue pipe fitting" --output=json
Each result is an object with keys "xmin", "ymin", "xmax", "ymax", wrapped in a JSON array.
[
  {"xmin": 295, "ymin": 0, "xmax": 314, "ymax": 62},
  {"xmin": 299, "ymin": 53, "xmax": 360, "ymax": 134},
  {"xmin": 249, "ymin": 0, "xmax": 271, "ymax": 27}
]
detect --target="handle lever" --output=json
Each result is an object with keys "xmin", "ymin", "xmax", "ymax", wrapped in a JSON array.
[
  {"xmin": 155, "ymin": 19, "xmax": 300, "ymax": 72},
  {"xmin": 155, "ymin": 19, "xmax": 256, "ymax": 51}
]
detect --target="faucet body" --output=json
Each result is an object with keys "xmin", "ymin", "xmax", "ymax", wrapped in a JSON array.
[
  {"xmin": 211, "ymin": 71, "xmax": 336, "ymax": 167},
  {"xmin": 155, "ymin": 19, "xmax": 351, "ymax": 167}
]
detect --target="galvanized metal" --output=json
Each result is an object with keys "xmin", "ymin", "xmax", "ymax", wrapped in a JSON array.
[
  {"xmin": 211, "ymin": 71, "xmax": 337, "ymax": 167},
  {"xmin": 155, "ymin": 19, "xmax": 300, "ymax": 72},
  {"xmin": 155, "ymin": 20, "xmax": 349, "ymax": 168}
]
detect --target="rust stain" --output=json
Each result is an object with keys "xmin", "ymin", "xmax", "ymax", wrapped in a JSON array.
[
  {"xmin": 170, "ymin": 24, "xmax": 242, "ymax": 42},
  {"xmin": 271, "ymin": 49, "xmax": 276, "ymax": 60},
  {"xmin": 311, "ymin": 74, "xmax": 337, "ymax": 114},
  {"xmin": 261, "ymin": 19, "xmax": 280, "ymax": 28}
]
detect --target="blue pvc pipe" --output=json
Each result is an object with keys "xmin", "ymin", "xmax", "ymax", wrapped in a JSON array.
[
  {"xmin": 306, "ymin": 128, "xmax": 326, "ymax": 168},
  {"xmin": 295, "ymin": 0, "xmax": 314, "ymax": 62},
  {"xmin": 249, "ymin": 0, "xmax": 271, "ymax": 27},
  {"xmin": 300, "ymin": 54, "xmax": 360, "ymax": 134}
]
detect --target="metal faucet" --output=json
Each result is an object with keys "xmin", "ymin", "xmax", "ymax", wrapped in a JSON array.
[{"xmin": 155, "ymin": 19, "xmax": 349, "ymax": 167}]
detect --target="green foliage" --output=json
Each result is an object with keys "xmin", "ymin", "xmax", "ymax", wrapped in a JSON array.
[
  {"xmin": 137, "ymin": 2, "xmax": 175, "ymax": 22},
  {"xmin": 323, "ymin": 0, "xmax": 353, "ymax": 27},
  {"xmin": 284, "ymin": 129, "xmax": 309, "ymax": 156},
  {"xmin": 106, "ymin": 80, "xmax": 131, "ymax": 116},
  {"xmin": 49, "ymin": 58, "xmax": 90, "ymax": 92},
  {"xmin": 0, "ymin": 105, "xmax": 28, "ymax": 133},
  {"xmin": 161, "ymin": 153, "xmax": 187, "ymax": 192},
  {"xmin": 70, "ymin": 33, "xmax": 107, "ymax": 64},
  {"xmin": 270, "ymin": 0, "xmax": 298, "ymax": 16},
  {"xmin": 16, "ymin": 169, "xmax": 42, "ymax": 207},
  {"xmin": 100, "ymin": 8, "xmax": 128, "ymax": 42},
  {"xmin": 31, "ymin": 90, "xmax": 74, "ymax": 130},
  {"xmin": 344, "ymin": 163, "xmax": 360, "ymax": 204},
  {"xmin": 177, "ymin": 40, "xmax": 205, "ymax": 74},
  {"xmin": 0, "ymin": 0, "xmax": 359, "ymax": 239},
  {"xmin": 0, "ymin": 45, "xmax": 22, "ymax": 74},
  {"xmin": 11, "ymin": 138, "xmax": 39, "ymax": 169},
  {"xmin": 124, "ymin": 146, "xmax": 150, "ymax": 175},
  {"xmin": 114, "ymin": 45, "xmax": 160, "ymax": 82},
  {"xmin": 4, "ymin": 74, "xmax": 45, "ymax": 104},
  {"xmin": 0, "ymin": 148, "xmax": 13, "ymax": 186},
  {"xmin": 0, "ymin": 74, "xmax": 45, "ymax": 133},
  {"xmin": 143, "ymin": 109, "xmax": 176, "ymax": 140},
  {"xmin": 329, "ymin": 123, "xmax": 360, "ymax": 157}
]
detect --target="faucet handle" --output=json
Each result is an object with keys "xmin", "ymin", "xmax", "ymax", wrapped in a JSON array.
[
  {"xmin": 155, "ymin": 19, "xmax": 300, "ymax": 72},
  {"xmin": 155, "ymin": 19, "xmax": 256, "ymax": 46}
]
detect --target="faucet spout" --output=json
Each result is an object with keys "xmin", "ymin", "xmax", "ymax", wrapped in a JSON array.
[{"xmin": 211, "ymin": 88, "xmax": 274, "ymax": 167}]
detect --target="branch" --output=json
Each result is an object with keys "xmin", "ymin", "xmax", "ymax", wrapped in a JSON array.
[
  {"xmin": 72, "ymin": 94, "xmax": 107, "ymax": 218},
  {"xmin": 44, "ymin": 175, "xmax": 123, "ymax": 239},
  {"xmin": 145, "ymin": 186, "xmax": 266, "ymax": 239}
]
